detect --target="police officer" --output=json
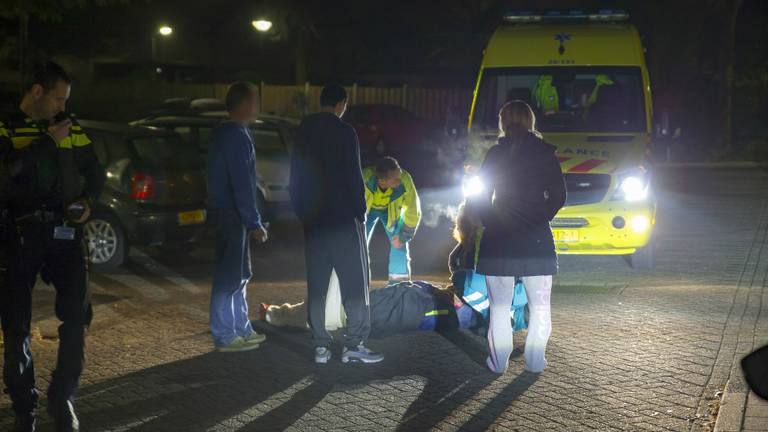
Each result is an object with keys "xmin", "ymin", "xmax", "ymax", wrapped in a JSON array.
[{"xmin": 1, "ymin": 62, "xmax": 104, "ymax": 432}]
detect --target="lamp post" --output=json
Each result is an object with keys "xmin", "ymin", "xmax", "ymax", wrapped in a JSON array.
[{"xmin": 151, "ymin": 24, "xmax": 174, "ymax": 65}]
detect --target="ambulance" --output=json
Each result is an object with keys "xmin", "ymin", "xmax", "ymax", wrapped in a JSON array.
[{"xmin": 467, "ymin": 10, "xmax": 657, "ymax": 269}]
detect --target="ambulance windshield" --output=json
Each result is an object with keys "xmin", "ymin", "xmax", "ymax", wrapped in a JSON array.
[{"xmin": 472, "ymin": 66, "xmax": 646, "ymax": 133}]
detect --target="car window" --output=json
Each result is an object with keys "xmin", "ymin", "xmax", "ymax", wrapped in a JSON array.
[
  {"xmin": 199, "ymin": 127, "xmax": 214, "ymax": 152},
  {"xmin": 106, "ymin": 135, "xmax": 133, "ymax": 161},
  {"xmin": 249, "ymin": 127, "xmax": 285, "ymax": 152},
  {"xmin": 131, "ymin": 135, "xmax": 202, "ymax": 167},
  {"xmin": 87, "ymin": 132, "xmax": 109, "ymax": 165},
  {"xmin": 173, "ymin": 126, "xmax": 193, "ymax": 142}
]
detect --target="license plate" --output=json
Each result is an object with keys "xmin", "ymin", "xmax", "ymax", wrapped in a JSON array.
[
  {"xmin": 553, "ymin": 229, "xmax": 579, "ymax": 243},
  {"xmin": 178, "ymin": 210, "xmax": 206, "ymax": 226}
]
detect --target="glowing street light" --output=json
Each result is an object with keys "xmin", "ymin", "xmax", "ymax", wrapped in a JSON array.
[
  {"xmin": 158, "ymin": 25, "xmax": 173, "ymax": 36},
  {"xmin": 251, "ymin": 19, "xmax": 273, "ymax": 32}
]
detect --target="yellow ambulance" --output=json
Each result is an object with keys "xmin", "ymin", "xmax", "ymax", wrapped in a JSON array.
[{"xmin": 468, "ymin": 10, "xmax": 656, "ymax": 269}]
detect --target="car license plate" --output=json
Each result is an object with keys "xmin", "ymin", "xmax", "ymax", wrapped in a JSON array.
[
  {"xmin": 178, "ymin": 210, "xmax": 206, "ymax": 226},
  {"xmin": 553, "ymin": 229, "xmax": 579, "ymax": 243}
]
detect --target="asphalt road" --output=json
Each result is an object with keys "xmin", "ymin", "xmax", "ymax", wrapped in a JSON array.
[{"xmin": 2, "ymin": 165, "xmax": 767, "ymax": 431}]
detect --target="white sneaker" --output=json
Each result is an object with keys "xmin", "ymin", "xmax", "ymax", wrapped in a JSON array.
[
  {"xmin": 341, "ymin": 344, "xmax": 384, "ymax": 364},
  {"xmin": 315, "ymin": 347, "xmax": 331, "ymax": 364}
]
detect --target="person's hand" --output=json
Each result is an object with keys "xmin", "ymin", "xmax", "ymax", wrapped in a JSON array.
[
  {"xmin": 48, "ymin": 119, "xmax": 72, "ymax": 144},
  {"xmin": 391, "ymin": 236, "xmax": 404, "ymax": 249},
  {"xmin": 251, "ymin": 226, "xmax": 269, "ymax": 243},
  {"xmin": 70, "ymin": 199, "xmax": 91, "ymax": 224}
]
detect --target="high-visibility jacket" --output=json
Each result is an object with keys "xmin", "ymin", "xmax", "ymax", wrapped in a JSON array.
[
  {"xmin": 363, "ymin": 166, "xmax": 421, "ymax": 241},
  {"xmin": 532, "ymin": 75, "xmax": 559, "ymax": 114},
  {"xmin": 0, "ymin": 111, "xmax": 103, "ymax": 211}
]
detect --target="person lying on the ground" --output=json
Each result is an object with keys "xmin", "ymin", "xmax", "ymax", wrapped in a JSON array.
[{"xmin": 260, "ymin": 280, "xmax": 480, "ymax": 337}]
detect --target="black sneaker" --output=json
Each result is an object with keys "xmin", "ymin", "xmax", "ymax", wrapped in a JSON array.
[
  {"xmin": 47, "ymin": 400, "xmax": 79, "ymax": 432},
  {"xmin": 341, "ymin": 344, "xmax": 384, "ymax": 364}
]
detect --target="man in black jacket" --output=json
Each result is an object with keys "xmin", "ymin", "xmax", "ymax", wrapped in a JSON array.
[{"xmin": 289, "ymin": 84, "xmax": 383, "ymax": 365}]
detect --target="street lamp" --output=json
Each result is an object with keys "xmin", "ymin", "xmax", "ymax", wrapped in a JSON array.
[
  {"xmin": 152, "ymin": 24, "xmax": 174, "ymax": 79},
  {"xmin": 251, "ymin": 19, "xmax": 272, "ymax": 32}
]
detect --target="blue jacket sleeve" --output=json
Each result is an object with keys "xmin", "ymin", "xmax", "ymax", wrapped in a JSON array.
[{"xmin": 224, "ymin": 127, "xmax": 263, "ymax": 230}]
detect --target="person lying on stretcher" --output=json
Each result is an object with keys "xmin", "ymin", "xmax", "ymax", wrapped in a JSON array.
[{"xmin": 258, "ymin": 203, "xmax": 528, "ymax": 336}]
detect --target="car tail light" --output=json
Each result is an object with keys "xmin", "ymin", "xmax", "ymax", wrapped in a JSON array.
[{"xmin": 131, "ymin": 172, "xmax": 155, "ymax": 200}]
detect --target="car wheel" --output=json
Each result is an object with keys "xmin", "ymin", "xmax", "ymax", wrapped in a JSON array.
[
  {"xmin": 625, "ymin": 240, "xmax": 655, "ymax": 270},
  {"xmin": 84, "ymin": 213, "xmax": 126, "ymax": 272}
]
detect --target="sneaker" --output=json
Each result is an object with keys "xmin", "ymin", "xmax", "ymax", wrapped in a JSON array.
[
  {"xmin": 217, "ymin": 336, "xmax": 260, "ymax": 353},
  {"xmin": 314, "ymin": 347, "xmax": 332, "ymax": 364},
  {"xmin": 244, "ymin": 331, "xmax": 266, "ymax": 347},
  {"xmin": 341, "ymin": 344, "xmax": 384, "ymax": 364}
]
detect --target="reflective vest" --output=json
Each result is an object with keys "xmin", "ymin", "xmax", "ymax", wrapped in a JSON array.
[{"xmin": 533, "ymin": 75, "xmax": 559, "ymax": 114}]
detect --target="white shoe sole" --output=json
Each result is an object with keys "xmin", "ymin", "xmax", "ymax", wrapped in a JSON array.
[{"xmin": 341, "ymin": 355, "xmax": 384, "ymax": 364}]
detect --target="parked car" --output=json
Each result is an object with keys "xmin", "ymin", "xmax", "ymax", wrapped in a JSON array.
[
  {"xmin": 80, "ymin": 120, "xmax": 208, "ymax": 271},
  {"xmin": 342, "ymin": 104, "xmax": 442, "ymax": 164},
  {"xmin": 132, "ymin": 106, "xmax": 297, "ymax": 219}
]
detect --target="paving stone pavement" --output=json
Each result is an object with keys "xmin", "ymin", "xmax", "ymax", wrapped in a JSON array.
[{"xmin": 1, "ymin": 166, "xmax": 767, "ymax": 432}]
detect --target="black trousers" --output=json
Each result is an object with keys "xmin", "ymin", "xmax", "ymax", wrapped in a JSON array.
[
  {"xmin": 304, "ymin": 219, "xmax": 371, "ymax": 348},
  {"xmin": 2, "ymin": 219, "xmax": 92, "ymax": 415}
]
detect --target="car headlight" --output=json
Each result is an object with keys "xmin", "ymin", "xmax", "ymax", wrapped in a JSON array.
[
  {"xmin": 463, "ymin": 175, "xmax": 485, "ymax": 198},
  {"xmin": 612, "ymin": 170, "xmax": 650, "ymax": 202}
]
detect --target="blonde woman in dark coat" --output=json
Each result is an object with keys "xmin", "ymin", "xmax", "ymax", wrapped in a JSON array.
[{"xmin": 475, "ymin": 101, "xmax": 566, "ymax": 374}]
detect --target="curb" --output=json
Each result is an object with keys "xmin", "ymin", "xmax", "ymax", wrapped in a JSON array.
[{"xmin": 714, "ymin": 379, "xmax": 747, "ymax": 432}]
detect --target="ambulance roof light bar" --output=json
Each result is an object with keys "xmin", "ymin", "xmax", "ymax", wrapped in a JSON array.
[{"xmin": 503, "ymin": 9, "xmax": 630, "ymax": 23}]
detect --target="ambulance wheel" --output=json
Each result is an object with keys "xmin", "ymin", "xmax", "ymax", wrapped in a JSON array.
[
  {"xmin": 84, "ymin": 212, "xmax": 126, "ymax": 273},
  {"xmin": 626, "ymin": 240, "xmax": 655, "ymax": 270}
]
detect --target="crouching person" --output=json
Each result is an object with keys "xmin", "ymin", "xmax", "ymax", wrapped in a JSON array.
[{"xmin": 364, "ymin": 157, "xmax": 421, "ymax": 282}]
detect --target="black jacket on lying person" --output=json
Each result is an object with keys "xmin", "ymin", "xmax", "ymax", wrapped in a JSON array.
[
  {"xmin": 289, "ymin": 112, "xmax": 366, "ymax": 226},
  {"xmin": 475, "ymin": 132, "xmax": 566, "ymax": 277}
]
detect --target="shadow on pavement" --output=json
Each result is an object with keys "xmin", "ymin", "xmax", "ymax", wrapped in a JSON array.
[{"xmin": 62, "ymin": 320, "xmax": 534, "ymax": 431}]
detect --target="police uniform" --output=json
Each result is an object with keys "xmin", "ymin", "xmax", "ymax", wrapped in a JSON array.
[{"xmin": 0, "ymin": 110, "xmax": 104, "ymax": 419}]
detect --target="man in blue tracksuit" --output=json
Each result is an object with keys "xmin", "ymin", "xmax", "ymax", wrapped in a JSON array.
[{"xmin": 207, "ymin": 82, "xmax": 268, "ymax": 352}]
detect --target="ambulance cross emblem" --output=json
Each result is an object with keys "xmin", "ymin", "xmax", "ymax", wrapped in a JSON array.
[{"xmin": 554, "ymin": 33, "xmax": 571, "ymax": 55}]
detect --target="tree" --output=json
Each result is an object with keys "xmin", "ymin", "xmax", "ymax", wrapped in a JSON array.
[{"xmin": 0, "ymin": 0, "xmax": 127, "ymax": 86}]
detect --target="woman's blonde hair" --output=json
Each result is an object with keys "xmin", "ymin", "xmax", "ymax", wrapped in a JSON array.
[
  {"xmin": 453, "ymin": 202, "xmax": 480, "ymax": 245},
  {"xmin": 498, "ymin": 100, "xmax": 542, "ymax": 139}
]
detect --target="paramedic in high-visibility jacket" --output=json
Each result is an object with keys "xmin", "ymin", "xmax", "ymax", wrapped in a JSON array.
[{"xmin": 363, "ymin": 157, "xmax": 421, "ymax": 282}]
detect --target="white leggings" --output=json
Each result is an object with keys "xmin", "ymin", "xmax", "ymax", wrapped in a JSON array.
[{"xmin": 485, "ymin": 275, "xmax": 552, "ymax": 374}]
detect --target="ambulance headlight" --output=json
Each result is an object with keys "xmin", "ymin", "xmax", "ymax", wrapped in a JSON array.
[
  {"xmin": 463, "ymin": 176, "xmax": 485, "ymax": 198},
  {"xmin": 612, "ymin": 170, "xmax": 649, "ymax": 202}
]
